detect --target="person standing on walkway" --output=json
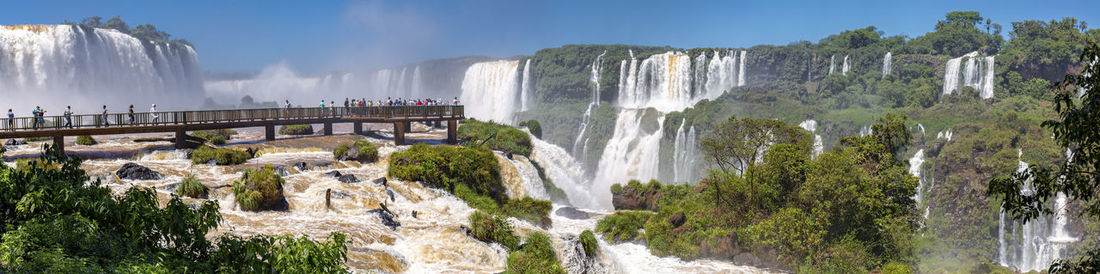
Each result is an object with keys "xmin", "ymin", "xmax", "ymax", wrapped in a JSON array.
[
  {"xmin": 102, "ymin": 105, "xmax": 110, "ymax": 127},
  {"xmin": 7, "ymin": 109, "xmax": 14, "ymax": 131},
  {"xmin": 285, "ymin": 99, "xmax": 292, "ymax": 109},
  {"xmin": 150, "ymin": 104, "xmax": 159, "ymax": 124},
  {"xmin": 64, "ymin": 106, "xmax": 73, "ymax": 129},
  {"xmin": 31, "ymin": 106, "xmax": 40, "ymax": 130},
  {"xmin": 128, "ymin": 105, "xmax": 135, "ymax": 125}
]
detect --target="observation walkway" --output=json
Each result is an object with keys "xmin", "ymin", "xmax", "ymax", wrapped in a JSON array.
[{"xmin": 0, "ymin": 105, "xmax": 465, "ymax": 153}]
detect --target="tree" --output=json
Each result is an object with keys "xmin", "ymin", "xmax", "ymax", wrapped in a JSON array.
[
  {"xmin": 988, "ymin": 43, "xmax": 1100, "ymax": 272},
  {"xmin": 80, "ymin": 16, "xmax": 103, "ymax": 27},
  {"xmin": 103, "ymin": 16, "xmax": 129, "ymax": 33},
  {"xmin": 700, "ymin": 116, "xmax": 811, "ymax": 206}
]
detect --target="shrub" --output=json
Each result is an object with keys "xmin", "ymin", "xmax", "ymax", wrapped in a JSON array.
[
  {"xmin": 333, "ymin": 144, "xmax": 350, "ymax": 160},
  {"xmin": 191, "ymin": 146, "xmax": 253, "ymax": 165},
  {"xmin": 76, "ymin": 135, "xmax": 97, "ymax": 145},
  {"xmin": 579, "ymin": 230, "xmax": 599, "ymax": 257},
  {"xmin": 353, "ymin": 140, "xmax": 379, "ymax": 163},
  {"xmin": 389, "ymin": 144, "xmax": 505, "ymax": 204},
  {"xmin": 176, "ymin": 174, "xmax": 208, "ymax": 198},
  {"xmin": 595, "ymin": 210, "xmax": 655, "ymax": 242},
  {"xmin": 279, "ymin": 124, "xmax": 314, "ymax": 135},
  {"xmin": 610, "ymin": 183, "xmax": 623, "ymax": 195},
  {"xmin": 192, "ymin": 129, "xmax": 235, "ymax": 145},
  {"xmin": 505, "ymin": 232, "xmax": 565, "ymax": 274},
  {"xmin": 882, "ymin": 261, "xmax": 912, "ymax": 274},
  {"xmin": 232, "ymin": 165, "xmax": 287, "ymax": 211},
  {"xmin": 458, "ymin": 119, "xmax": 532, "ymax": 156},
  {"xmin": 468, "ymin": 210, "xmax": 519, "ymax": 250},
  {"xmin": 503, "ymin": 197, "xmax": 552, "ymax": 228},
  {"xmin": 25, "ymin": 137, "xmax": 50, "ymax": 142},
  {"xmin": 518, "ymin": 120, "xmax": 542, "ymax": 139}
]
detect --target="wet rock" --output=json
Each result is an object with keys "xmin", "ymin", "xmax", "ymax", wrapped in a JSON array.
[
  {"xmin": 5, "ymin": 139, "xmax": 27, "ymax": 146},
  {"xmin": 412, "ymin": 211, "xmax": 418, "ymax": 219},
  {"xmin": 337, "ymin": 174, "xmax": 359, "ymax": 183},
  {"xmin": 324, "ymin": 170, "xmax": 343, "ymax": 177},
  {"xmin": 555, "ymin": 207, "xmax": 591, "ymax": 220},
  {"xmin": 116, "ymin": 163, "xmax": 163, "ymax": 181},
  {"xmin": 387, "ymin": 189, "xmax": 395, "ymax": 202},
  {"xmin": 292, "ymin": 162, "xmax": 308, "ymax": 171},
  {"xmin": 373, "ymin": 177, "xmax": 388, "ymax": 187},
  {"xmin": 505, "ymin": 152, "xmax": 514, "ymax": 160},
  {"xmin": 328, "ymin": 189, "xmax": 352, "ymax": 199},
  {"xmin": 458, "ymin": 225, "xmax": 474, "ymax": 237},
  {"xmin": 368, "ymin": 204, "xmax": 400, "ymax": 230},
  {"xmin": 272, "ymin": 166, "xmax": 290, "ymax": 177},
  {"xmin": 612, "ymin": 186, "xmax": 661, "ymax": 211},
  {"xmin": 163, "ymin": 182, "xmax": 181, "ymax": 192},
  {"xmin": 668, "ymin": 212, "xmax": 686, "ymax": 228}
]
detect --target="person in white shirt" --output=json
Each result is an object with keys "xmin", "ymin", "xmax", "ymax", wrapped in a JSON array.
[
  {"xmin": 6, "ymin": 109, "xmax": 13, "ymax": 131},
  {"xmin": 150, "ymin": 104, "xmax": 159, "ymax": 124},
  {"xmin": 63, "ymin": 106, "xmax": 73, "ymax": 129}
]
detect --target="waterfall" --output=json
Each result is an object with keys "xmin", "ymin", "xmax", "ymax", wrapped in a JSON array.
[
  {"xmin": 738, "ymin": 50, "xmax": 747, "ymax": 86},
  {"xmin": 499, "ymin": 153, "xmax": 549, "ymax": 200},
  {"xmin": 882, "ymin": 52, "xmax": 893, "ymax": 78},
  {"xmin": 908, "ymin": 149, "xmax": 925, "ymax": 209},
  {"xmin": 0, "ymin": 24, "xmax": 203, "ymax": 112},
  {"xmin": 520, "ymin": 60, "xmax": 533, "ymax": 111},
  {"xmin": 917, "ymin": 123, "xmax": 926, "ymax": 136},
  {"xmin": 560, "ymin": 235, "xmax": 605, "ymax": 274},
  {"xmin": 943, "ymin": 51, "xmax": 995, "ymax": 98},
  {"xmin": 859, "ymin": 125, "xmax": 873, "ymax": 137},
  {"xmin": 530, "ymin": 133, "xmax": 593, "ymax": 208},
  {"xmin": 593, "ymin": 109, "xmax": 665, "ymax": 209},
  {"xmin": 704, "ymin": 50, "xmax": 737, "ymax": 99},
  {"xmin": 572, "ymin": 52, "xmax": 606, "ymax": 161},
  {"xmin": 673, "ymin": 119, "xmax": 698, "ymax": 184},
  {"xmin": 693, "ymin": 53, "xmax": 707, "ymax": 97},
  {"xmin": 998, "ymin": 149, "xmax": 1079, "ymax": 272},
  {"xmin": 411, "ymin": 66, "xmax": 424, "ymax": 97},
  {"xmin": 936, "ymin": 129, "xmax": 953, "ymax": 141},
  {"xmin": 841, "ymin": 55, "xmax": 851, "ymax": 75},
  {"xmin": 798, "ymin": 120, "xmax": 824, "ymax": 158},
  {"xmin": 828, "ymin": 55, "xmax": 836, "ymax": 75},
  {"xmin": 460, "ymin": 60, "xmax": 522, "ymax": 124}
]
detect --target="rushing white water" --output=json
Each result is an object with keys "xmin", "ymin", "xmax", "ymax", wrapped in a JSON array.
[
  {"xmin": 411, "ymin": 66, "xmax": 424, "ymax": 98},
  {"xmin": 936, "ymin": 129, "xmax": 953, "ymax": 141},
  {"xmin": 0, "ymin": 24, "xmax": 203, "ymax": 112},
  {"xmin": 798, "ymin": 120, "xmax": 824, "ymax": 158},
  {"xmin": 704, "ymin": 50, "xmax": 739, "ymax": 99},
  {"xmin": 573, "ymin": 52, "xmax": 607, "ymax": 161},
  {"xmin": 461, "ymin": 60, "xmax": 522, "ymax": 124},
  {"xmin": 841, "ymin": 55, "xmax": 850, "ymax": 75},
  {"xmin": 942, "ymin": 51, "xmax": 995, "ymax": 99},
  {"xmin": 617, "ymin": 52, "xmax": 694, "ymax": 112},
  {"xmin": 828, "ymin": 55, "xmax": 836, "ymax": 75},
  {"xmin": 498, "ymin": 152, "xmax": 550, "ymax": 200},
  {"xmin": 531, "ymin": 134, "xmax": 594, "ymax": 208},
  {"xmin": 593, "ymin": 109, "xmax": 665, "ymax": 209},
  {"xmin": 520, "ymin": 60, "xmax": 533, "ymax": 111},
  {"xmin": 998, "ymin": 149, "xmax": 1078, "ymax": 272},
  {"xmin": 673, "ymin": 119, "xmax": 698, "ymax": 184},
  {"xmin": 738, "ymin": 50, "xmax": 747, "ymax": 86},
  {"xmin": 908, "ymin": 149, "xmax": 925, "ymax": 209},
  {"xmin": 882, "ymin": 52, "xmax": 892, "ymax": 78}
]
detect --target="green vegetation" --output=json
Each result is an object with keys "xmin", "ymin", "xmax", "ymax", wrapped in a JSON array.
[
  {"xmin": 176, "ymin": 174, "xmax": 208, "ymax": 198},
  {"xmin": 468, "ymin": 210, "xmax": 520, "ymax": 251},
  {"xmin": 191, "ymin": 146, "xmax": 253, "ymax": 165},
  {"xmin": 531, "ymin": 161, "xmax": 570, "ymax": 203},
  {"xmin": 0, "ymin": 145, "xmax": 347, "ymax": 272},
  {"xmin": 192, "ymin": 129, "xmax": 236, "ymax": 145},
  {"xmin": 503, "ymin": 197, "xmax": 552, "ymax": 228},
  {"xmin": 458, "ymin": 119, "xmax": 533, "ymax": 156},
  {"xmin": 75, "ymin": 135, "xmax": 97, "ymax": 146},
  {"xmin": 504, "ymin": 232, "xmax": 566, "ymax": 274},
  {"xmin": 518, "ymin": 120, "xmax": 542, "ymax": 139},
  {"xmin": 67, "ymin": 16, "xmax": 192, "ymax": 48},
  {"xmin": 334, "ymin": 140, "xmax": 379, "ymax": 163},
  {"xmin": 580, "ymin": 230, "xmax": 599, "ymax": 256},
  {"xmin": 279, "ymin": 124, "xmax": 314, "ymax": 135},
  {"xmin": 595, "ymin": 210, "xmax": 655, "ymax": 243},
  {"xmin": 989, "ymin": 43, "xmax": 1100, "ymax": 272},
  {"xmin": 24, "ymin": 137, "xmax": 50, "ymax": 142},
  {"xmin": 232, "ymin": 165, "xmax": 287, "ymax": 211}
]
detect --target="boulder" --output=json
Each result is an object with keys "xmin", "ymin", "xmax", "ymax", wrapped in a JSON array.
[
  {"xmin": 668, "ymin": 212, "xmax": 686, "ymax": 228},
  {"xmin": 272, "ymin": 166, "xmax": 290, "ymax": 177},
  {"xmin": 292, "ymin": 162, "xmax": 308, "ymax": 171},
  {"xmin": 368, "ymin": 205, "xmax": 400, "ymax": 230},
  {"xmin": 5, "ymin": 139, "xmax": 27, "ymax": 146},
  {"xmin": 373, "ymin": 177, "xmax": 388, "ymax": 187},
  {"xmin": 116, "ymin": 163, "xmax": 163, "ymax": 180},
  {"xmin": 555, "ymin": 207, "xmax": 591, "ymax": 220},
  {"xmin": 337, "ymin": 174, "xmax": 359, "ymax": 183},
  {"xmin": 611, "ymin": 187, "xmax": 661, "ymax": 211},
  {"xmin": 324, "ymin": 170, "xmax": 342, "ymax": 177}
]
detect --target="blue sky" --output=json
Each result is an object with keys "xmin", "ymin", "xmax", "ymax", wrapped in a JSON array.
[{"xmin": 3, "ymin": 0, "xmax": 1098, "ymax": 74}]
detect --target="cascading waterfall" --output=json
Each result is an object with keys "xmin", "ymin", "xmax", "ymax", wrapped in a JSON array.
[
  {"xmin": 0, "ymin": 24, "xmax": 203, "ymax": 112},
  {"xmin": 798, "ymin": 120, "xmax": 824, "ymax": 158},
  {"xmin": 704, "ymin": 50, "xmax": 738, "ymax": 99},
  {"xmin": 672, "ymin": 119, "xmax": 698, "ymax": 184},
  {"xmin": 411, "ymin": 66, "xmax": 424, "ymax": 98},
  {"xmin": 520, "ymin": 59, "xmax": 533, "ymax": 111},
  {"xmin": 738, "ymin": 50, "xmax": 747, "ymax": 86},
  {"xmin": 942, "ymin": 51, "xmax": 995, "ymax": 99},
  {"xmin": 882, "ymin": 52, "xmax": 892, "ymax": 78},
  {"xmin": 829, "ymin": 55, "xmax": 836, "ymax": 75},
  {"xmin": 460, "ymin": 60, "xmax": 522, "ymax": 124},
  {"xmin": 841, "ymin": 55, "xmax": 851, "ymax": 75},
  {"xmin": 998, "ymin": 149, "xmax": 1078, "ymax": 272},
  {"xmin": 573, "ymin": 52, "xmax": 607, "ymax": 161},
  {"xmin": 908, "ymin": 149, "xmax": 926, "ymax": 219}
]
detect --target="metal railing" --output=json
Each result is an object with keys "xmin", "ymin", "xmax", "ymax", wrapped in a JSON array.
[{"xmin": 0, "ymin": 105, "xmax": 464, "ymax": 131}]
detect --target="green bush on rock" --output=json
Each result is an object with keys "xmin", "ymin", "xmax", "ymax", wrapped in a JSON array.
[
  {"xmin": 232, "ymin": 165, "xmax": 287, "ymax": 211},
  {"xmin": 503, "ymin": 197, "xmax": 552, "ymax": 228},
  {"xmin": 580, "ymin": 230, "xmax": 599, "ymax": 257},
  {"xmin": 389, "ymin": 143, "xmax": 506, "ymax": 205},
  {"xmin": 458, "ymin": 119, "xmax": 532, "ymax": 156},
  {"xmin": 518, "ymin": 120, "xmax": 542, "ymax": 139},
  {"xmin": 469, "ymin": 210, "xmax": 519, "ymax": 250},
  {"xmin": 192, "ymin": 129, "xmax": 236, "ymax": 145},
  {"xmin": 595, "ymin": 210, "xmax": 655, "ymax": 243},
  {"xmin": 279, "ymin": 124, "xmax": 314, "ymax": 135},
  {"xmin": 334, "ymin": 140, "xmax": 379, "ymax": 163},
  {"xmin": 505, "ymin": 232, "xmax": 566, "ymax": 274},
  {"xmin": 191, "ymin": 146, "xmax": 253, "ymax": 165},
  {"xmin": 176, "ymin": 174, "xmax": 208, "ymax": 198},
  {"xmin": 76, "ymin": 135, "xmax": 97, "ymax": 145}
]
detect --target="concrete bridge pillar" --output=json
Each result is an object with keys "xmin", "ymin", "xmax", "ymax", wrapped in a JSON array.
[
  {"xmin": 353, "ymin": 122, "xmax": 363, "ymax": 135},
  {"xmin": 53, "ymin": 136, "xmax": 65, "ymax": 154},
  {"xmin": 393, "ymin": 122, "xmax": 406, "ymax": 145},
  {"xmin": 265, "ymin": 125, "xmax": 276, "ymax": 141},
  {"xmin": 323, "ymin": 122, "xmax": 333, "ymax": 136},
  {"xmin": 404, "ymin": 121, "xmax": 412, "ymax": 133},
  {"xmin": 447, "ymin": 120, "xmax": 458, "ymax": 145}
]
